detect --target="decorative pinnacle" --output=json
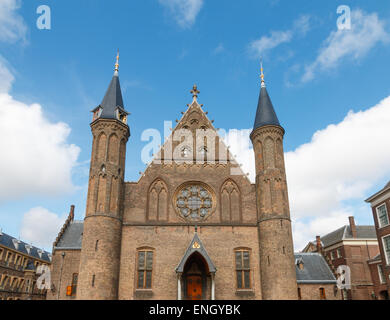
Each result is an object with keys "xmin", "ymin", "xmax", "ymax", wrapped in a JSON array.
[
  {"xmin": 114, "ymin": 49, "xmax": 119, "ymax": 74},
  {"xmin": 190, "ymin": 84, "xmax": 200, "ymax": 102},
  {"xmin": 260, "ymin": 59, "xmax": 266, "ymax": 88}
]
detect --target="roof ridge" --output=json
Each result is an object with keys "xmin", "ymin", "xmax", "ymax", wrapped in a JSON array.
[{"xmin": 53, "ymin": 205, "xmax": 75, "ymax": 248}]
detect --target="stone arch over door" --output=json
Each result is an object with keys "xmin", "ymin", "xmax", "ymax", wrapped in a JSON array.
[
  {"xmin": 176, "ymin": 232, "xmax": 217, "ymax": 300},
  {"xmin": 147, "ymin": 178, "xmax": 169, "ymax": 221},
  {"xmin": 220, "ymin": 179, "xmax": 241, "ymax": 222}
]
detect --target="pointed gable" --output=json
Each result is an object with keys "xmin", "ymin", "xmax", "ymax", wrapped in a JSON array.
[
  {"xmin": 148, "ymin": 85, "xmax": 247, "ymax": 178},
  {"xmin": 176, "ymin": 232, "xmax": 216, "ymax": 273}
]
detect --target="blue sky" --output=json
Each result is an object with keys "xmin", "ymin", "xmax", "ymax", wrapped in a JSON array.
[{"xmin": 1, "ymin": 0, "xmax": 390, "ymax": 250}]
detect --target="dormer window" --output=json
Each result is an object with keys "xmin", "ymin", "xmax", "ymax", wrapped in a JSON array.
[
  {"xmin": 116, "ymin": 108, "xmax": 128, "ymax": 124},
  {"xmin": 37, "ymin": 249, "xmax": 43, "ymax": 259},
  {"xmin": 92, "ymin": 107, "xmax": 102, "ymax": 121},
  {"xmin": 119, "ymin": 113, "xmax": 127, "ymax": 124},
  {"xmin": 25, "ymin": 244, "xmax": 32, "ymax": 254},
  {"xmin": 296, "ymin": 257, "xmax": 304, "ymax": 270},
  {"xmin": 12, "ymin": 239, "xmax": 21, "ymax": 250}
]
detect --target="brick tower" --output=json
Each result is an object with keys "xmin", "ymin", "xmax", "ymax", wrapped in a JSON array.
[
  {"xmin": 77, "ymin": 53, "xmax": 130, "ymax": 299},
  {"xmin": 250, "ymin": 64, "xmax": 297, "ymax": 300}
]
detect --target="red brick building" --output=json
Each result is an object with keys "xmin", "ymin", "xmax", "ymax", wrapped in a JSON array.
[
  {"xmin": 365, "ymin": 181, "xmax": 390, "ymax": 299},
  {"xmin": 302, "ymin": 216, "xmax": 379, "ymax": 300}
]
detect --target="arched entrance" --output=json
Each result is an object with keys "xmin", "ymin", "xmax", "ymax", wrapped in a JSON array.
[
  {"xmin": 175, "ymin": 231, "xmax": 217, "ymax": 300},
  {"xmin": 183, "ymin": 252, "xmax": 208, "ymax": 300}
]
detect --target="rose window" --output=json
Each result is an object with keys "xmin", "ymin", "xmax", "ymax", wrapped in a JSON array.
[{"xmin": 175, "ymin": 184, "xmax": 214, "ymax": 221}]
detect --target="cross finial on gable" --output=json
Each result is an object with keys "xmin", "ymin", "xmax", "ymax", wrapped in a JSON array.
[{"xmin": 190, "ymin": 84, "xmax": 200, "ymax": 102}]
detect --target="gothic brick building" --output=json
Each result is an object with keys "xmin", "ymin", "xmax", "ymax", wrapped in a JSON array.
[{"xmin": 47, "ymin": 57, "xmax": 338, "ymax": 300}]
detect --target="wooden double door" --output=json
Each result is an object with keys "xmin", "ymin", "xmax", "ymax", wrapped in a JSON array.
[{"xmin": 186, "ymin": 275, "xmax": 202, "ymax": 300}]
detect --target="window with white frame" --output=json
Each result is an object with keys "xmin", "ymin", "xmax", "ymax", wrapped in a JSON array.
[
  {"xmin": 330, "ymin": 251, "xmax": 335, "ymax": 260},
  {"xmin": 378, "ymin": 264, "xmax": 385, "ymax": 284},
  {"xmin": 337, "ymin": 248, "xmax": 342, "ymax": 258},
  {"xmin": 377, "ymin": 204, "xmax": 389, "ymax": 228},
  {"xmin": 383, "ymin": 235, "xmax": 390, "ymax": 265}
]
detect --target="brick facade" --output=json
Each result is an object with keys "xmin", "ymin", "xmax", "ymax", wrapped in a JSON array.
[
  {"xmin": 366, "ymin": 182, "xmax": 390, "ymax": 299},
  {"xmin": 48, "ymin": 68, "xmax": 337, "ymax": 300}
]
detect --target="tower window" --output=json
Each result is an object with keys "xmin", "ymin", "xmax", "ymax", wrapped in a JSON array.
[
  {"xmin": 137, "ymin": 250, "xmax": 153, "ymax": 289},
  {"xmin": 95, "ymin": 240, "xmax": 99, "ymax": 251},
  {"xmin": 92, "ymin": 275, "xmax": 95, "ymax": 287},
  {"xmin": 235, "ymin": 250, "xmax": 251, "ymax": 289}
]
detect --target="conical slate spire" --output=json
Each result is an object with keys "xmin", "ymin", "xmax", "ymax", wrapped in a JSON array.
[
  {"xmin": 99, "ymin": 51, "xmax": 127, "ymax": 119},
  {"xmin": 252, "ymin": 64, "xmax": 281, "ymax": 131}
]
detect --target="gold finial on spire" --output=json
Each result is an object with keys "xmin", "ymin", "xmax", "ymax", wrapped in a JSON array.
[
  {"xmin": 260, "ymin": 59, "xmax": 266, "ymax": 88},
  {"xmin": 114, "ymin": 49, "xmax": 119, "ymax": 74},
  {"xmin": 190, "ymin": 84, "xmax": 200, "ymax": 102}
]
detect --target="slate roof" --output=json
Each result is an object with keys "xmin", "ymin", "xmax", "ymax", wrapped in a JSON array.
[
  {"xmin": 54, "ymin": 221, "xmax": 83, "ymax": 250},
  {"xmin": 98, "ymin": 72, "xmax": 128, "ymax": 120},
  {"xmin": 0, "ymin": 231, "xmax": 51, "ymax": 262},
  {"xmin": 295, "ymin": 253, "xmax": 336, "ymax": 283},
  {"xmin": 252, "ymin": 86, "xmax": 281, "ymax": 131},
  {"xmin": 320, "ymin": 225, "xmax": 377, "ymax": 248}
]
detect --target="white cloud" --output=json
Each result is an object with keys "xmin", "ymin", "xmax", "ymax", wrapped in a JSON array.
[
  {"xmin": 224, "ymin": 95, "xmax": 390, "ymax": 250},
  {"xmin": 249, "ymin": 15, "xmax": 311, "ymax": 58},
  {"xmin": 158, "ymin": 0, "xmax": 204, "ymax": 28},
  {"xmin": 0, "ymin": 55, "xmax": 14, "ymax": 93},
  {"xmin": 0, "ymin": 0, "xmax": 27, "ymax": 43},
  {"xmin": 212, "ymin": 43, "xmax": 225, "ymax": 55},
  {"xmin": 250, "ymin": 30, "xmax": 293, "ymax": 58},
  {"xmin": 302, "ymin": 9, "xmax": 390, "ymax": 82},
  {"xmin": 0, "ymin": 60, "xmax": 80, "ymax": 202},
  {"xmin": 20, "ymin": 207, "xmax": 65, "ymax": 250}
]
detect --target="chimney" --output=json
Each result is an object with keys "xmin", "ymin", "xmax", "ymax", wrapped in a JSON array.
[
  {"xmin": 349, "ymin": 216, "xmax": 357, "ymax": 238},
  {"xmin": 69, "ymin": 205, "xmax": 75, "ymax": 221},
  {"xmin": 316, "ymin": 236, "xmax": 322, "ymax": 253}
]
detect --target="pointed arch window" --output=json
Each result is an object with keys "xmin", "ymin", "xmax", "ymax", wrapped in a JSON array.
[{"xmin": 181, "ymin": 146, "xmax": 192, "ymax": 158}]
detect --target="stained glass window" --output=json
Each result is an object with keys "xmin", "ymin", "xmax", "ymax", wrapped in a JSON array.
[{"xmin": 175, "ymin": 185, "xmax": 213, "ymax": 221}]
